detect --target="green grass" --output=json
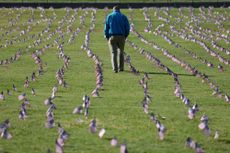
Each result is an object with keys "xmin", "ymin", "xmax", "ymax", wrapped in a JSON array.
[{"xmin": 0, "ymin": 7, "xmax": 230, "ymax": 153}]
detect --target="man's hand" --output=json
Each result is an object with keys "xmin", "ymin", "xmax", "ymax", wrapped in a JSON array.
[{"xmin": 104, "ymin": 35, "xmax": 109, "ymax": 41}]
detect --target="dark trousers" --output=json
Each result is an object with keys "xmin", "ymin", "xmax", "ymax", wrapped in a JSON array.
[{"xmin": 108, "ymin": 36, "xmax": 125, "ymax": 72}]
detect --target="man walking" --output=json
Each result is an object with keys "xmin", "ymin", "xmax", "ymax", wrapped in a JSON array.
[{"xmin": 104, "ymin": 6, "xmax": 130, "ymax": 73}]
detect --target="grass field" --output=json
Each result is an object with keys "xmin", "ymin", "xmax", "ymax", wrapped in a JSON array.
[{"xmin": 0, "ymin": 6, "xmax": 229, "ymax": 153}]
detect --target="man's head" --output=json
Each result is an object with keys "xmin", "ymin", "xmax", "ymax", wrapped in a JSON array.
[{"xmin": 113, "ymin": 6, "xmax": 120, "ymax": 11}]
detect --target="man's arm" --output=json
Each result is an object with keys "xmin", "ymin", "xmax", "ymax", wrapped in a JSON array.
[
  {"xmin": 124, "ymin": 16, "xmax": 130, "ymax": 38},
  {"xmin": 104, "ymin": 16, "xmax": 110, "ymax": 40}
]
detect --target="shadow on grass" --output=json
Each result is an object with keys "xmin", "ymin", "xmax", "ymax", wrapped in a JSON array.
[
  {"xmin": 219, "ymin": 139, "xmax": 230, "ymax": 144},
  {"xmin": 146, "ymin": 71, "xmax": 194, "ymax": 77},
  {"xmin": 123, "ymin": 70, "xmax": 195, "ymax": 77},
  {"xmin": 146, "ymin": 71, "xmax": 215, "ymax": 77}
]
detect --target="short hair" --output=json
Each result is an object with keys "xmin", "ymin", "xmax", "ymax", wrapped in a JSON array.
[{"xmin": 113, "ymin": 6, "xmax": 120, "ymax": 11}]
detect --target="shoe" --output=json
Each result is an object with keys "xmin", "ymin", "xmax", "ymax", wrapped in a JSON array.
[
  {"xmin": 119, "ymin": 69, "xmax": 124, "ymax": 72},
  {"xmin": 113, "ymin": 70, "xmax": 118, "ymax": 73}
]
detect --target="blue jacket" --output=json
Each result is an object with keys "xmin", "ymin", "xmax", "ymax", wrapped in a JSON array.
[{"xmin": 104, "ymin": 10, "xmax": 130, "ymax": 39}]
